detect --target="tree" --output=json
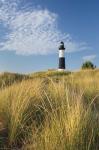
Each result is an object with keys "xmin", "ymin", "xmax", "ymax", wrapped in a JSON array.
[{"xmin": 82, "ymin": 61, "xmax": 96, "ymax": 70}]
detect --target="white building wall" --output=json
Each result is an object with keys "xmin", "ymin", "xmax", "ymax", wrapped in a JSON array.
[{"xmin": 59, "ymin": 50, "xmax": 65, "ymax": 58}]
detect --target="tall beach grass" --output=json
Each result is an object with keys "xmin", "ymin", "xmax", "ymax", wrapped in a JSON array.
[{"xmin": 0, "ymin": 70, "xmax": 99, "ymax": 149}]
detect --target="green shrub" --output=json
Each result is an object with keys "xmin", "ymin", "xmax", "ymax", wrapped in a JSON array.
[{"xmin": 82, "ymin": 61, "xmax": 96, "ymax": 70}]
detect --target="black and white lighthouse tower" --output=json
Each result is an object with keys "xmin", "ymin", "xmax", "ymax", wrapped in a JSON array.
[{"xmin": 58, "ymin": 42, "xmax": 65, "ymax": 71}]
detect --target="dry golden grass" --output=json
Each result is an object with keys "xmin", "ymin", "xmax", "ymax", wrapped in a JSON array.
[{"xmin": 0, "ymin": 69, "xmax": 99, "ymax": 149}]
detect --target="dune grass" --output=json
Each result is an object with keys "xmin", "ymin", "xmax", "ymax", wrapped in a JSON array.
[
  {"xmin": 0, "ymin": 70, "xmax": 99, "ymax": 149},
  {"xmin": 0, "ymin": 72, "xmax": 31, "ymax": 89}
]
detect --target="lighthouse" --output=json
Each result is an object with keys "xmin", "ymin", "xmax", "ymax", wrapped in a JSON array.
[{"xmin": 58, "ymin": 42, "xmax": 66, "ymax": 71}]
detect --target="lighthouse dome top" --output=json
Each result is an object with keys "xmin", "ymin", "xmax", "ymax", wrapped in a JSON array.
[{"xmin": 59, "ymin": 41, "xmax": 65, "ymax": 50}]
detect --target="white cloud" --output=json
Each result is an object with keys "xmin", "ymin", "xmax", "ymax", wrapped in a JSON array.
[
  {"xmin": 0, "ymin": 0, "xmax": 89, "ymax": 55},
  {"xmin": 83, "ymin": 55, "xmax": 96, "ymax": 62}
]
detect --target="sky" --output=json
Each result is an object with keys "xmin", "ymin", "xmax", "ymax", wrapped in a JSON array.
[{"xmin": 0, "ymin": 0, "xmax": 99, "ymax": 73}]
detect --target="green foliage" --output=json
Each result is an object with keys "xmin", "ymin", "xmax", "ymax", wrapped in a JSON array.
[{"xmin": 82, "ymin": 61, "xmax": 96, "ymax": 70}]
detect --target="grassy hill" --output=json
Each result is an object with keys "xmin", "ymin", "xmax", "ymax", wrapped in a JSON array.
[
  {"xmin": 0, "ymin": 69, "xmax": 99, "ymax": 149},
  {"xmin": 0, "ymin": 72, "xmax": 31, "ymax": 89}
]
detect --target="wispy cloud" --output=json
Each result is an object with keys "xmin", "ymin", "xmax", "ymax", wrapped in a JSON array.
[
  {"xmin": 0, "ymin": 0, "xmax": 89, "ymax": 55},
  {"xmin": 83, "ymin": 55, "xmax": 96, "ymax": 62}
]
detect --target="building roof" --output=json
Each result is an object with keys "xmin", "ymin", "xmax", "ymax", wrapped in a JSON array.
[{"xmin": 59, "ymin": 42, "xmax": 65, "ymax": 50}]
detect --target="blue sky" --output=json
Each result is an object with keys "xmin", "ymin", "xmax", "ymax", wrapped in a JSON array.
[{"xmin": 0, "ymin": 0, "xmax": 99, "ymax": 73}]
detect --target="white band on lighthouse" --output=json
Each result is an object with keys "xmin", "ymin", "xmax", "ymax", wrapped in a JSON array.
[{"xmin": 59, "ymin": 50, "xmax": 65, "ymax": 58}]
